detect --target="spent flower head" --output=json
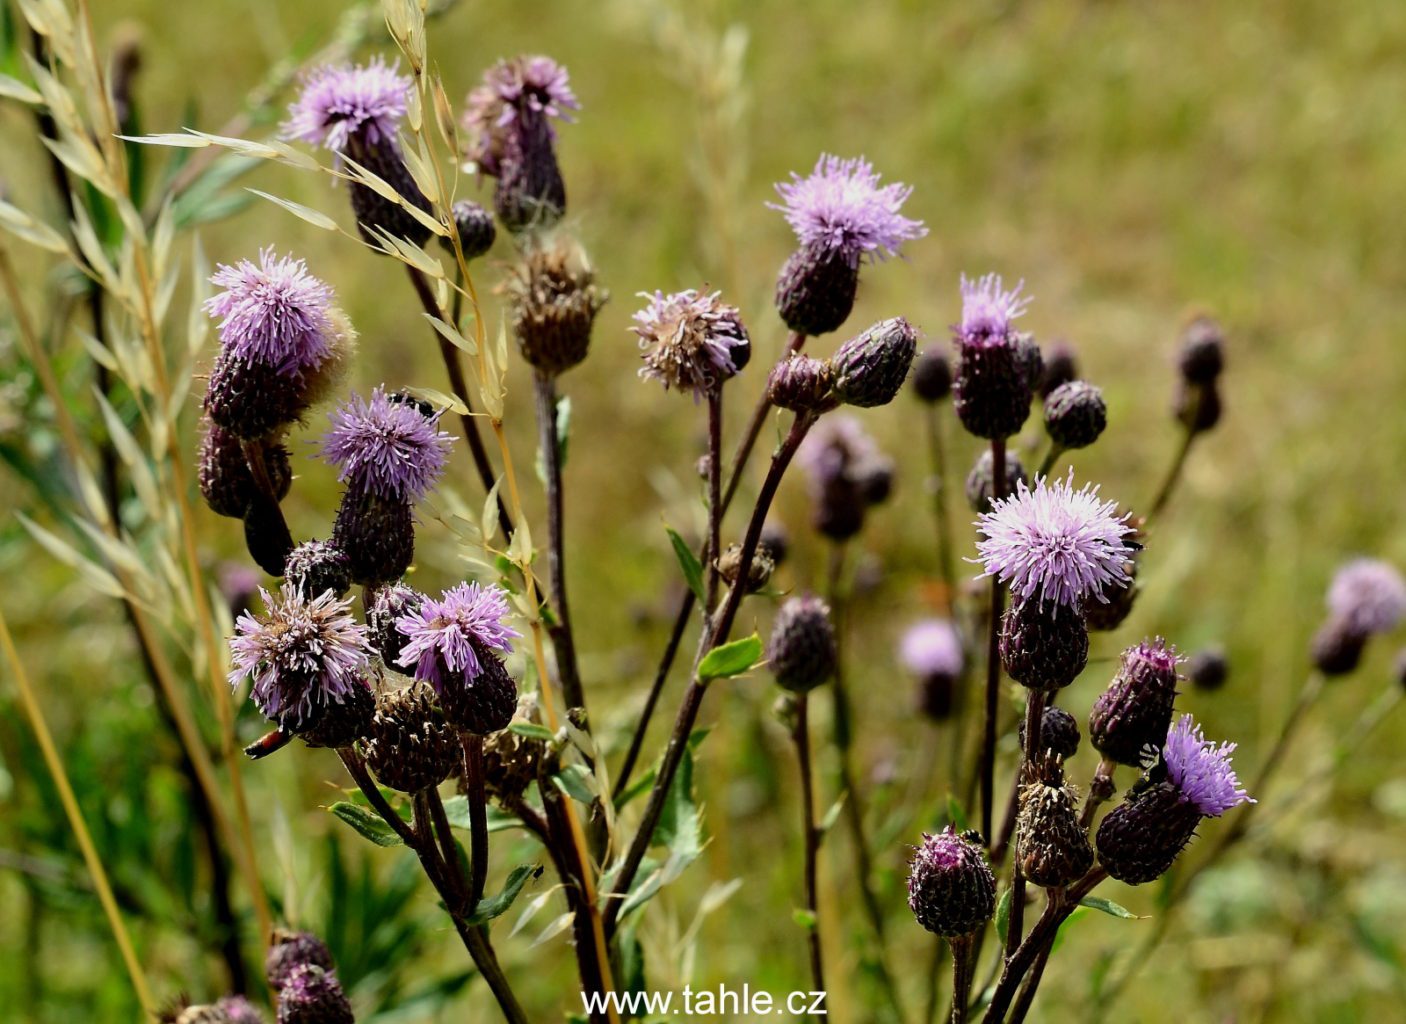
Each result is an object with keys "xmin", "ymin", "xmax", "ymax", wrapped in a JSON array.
[
  {"xmin": 1327, "ymin": 558, "xmax": 1406, "ymax": 636},
  {"xmin": 1162, "ymin": 714, "xmax": 1253, "ymax": 817},
  {"xmin": 395, "ymin": 582, "xmax": 521, "ymax": 692},
  {"xmin": 956, "ymin": 273, "xmax": 1031, "ymax": 345},
  {"xmin": 974, "ymin": 472, "xmax": 1135, "ymax": 609},
  {"xmin": 205, "ymin": 248, "xmax": 337, "ymax": 375},
  {"xmin": 633, "ymin": 289, "xmax": 750, "ymax": 398},
  {"xmin": 282, "ymin": 57, "xmax": 410, "ymax": 152},
  {"xmin": 320, "ymin": 387, "xmax": 454, "ymax": 502},
  {"xmin": 770, "ymin": 154, "xmax": 926, "ymax": 263},
  {"xmin": 229, "ymin": 587, "xmax": 371, "ymax": 729}
]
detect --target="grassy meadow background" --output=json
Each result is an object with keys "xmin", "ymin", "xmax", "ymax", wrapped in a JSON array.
[{"xmin": 3, "ymin": 0, "xmax": 1406, "ymax": 1020}]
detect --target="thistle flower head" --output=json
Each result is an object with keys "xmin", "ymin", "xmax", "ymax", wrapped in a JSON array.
[
  {"xmin": 215, "ymin": 997, "xmax": 264, "ymax": 1024},
  {"xmin": 974, "ymin": 472, "xmax": 1135, "ymax": 609},
  {"xmin": 769, "ymin": 154, "xmax": 926, "ymax": 263},
  {"xmin": 1162, "ymin": 714, "xmax": 1253, "ymax": 817},
  {"xmin": 956, "ymin": 273, "xmax": 1031, "ymax": 345},
  {"xmin": 205, "ymin": 249, "xmax": 337, "ymax": 376},
  {"xmin": 282, "ymin": 58, "xmax": 410, "ymax": 152},
  {"xmin": 394, "ymin": 582, "xmax": 521, "ymax": 693},
  {"xmin": 633, "ymin": 289, "xmax": 750, "ymax": 398},
  {"xmin": 900, "ymin": 619, "xmax": 964, "ymax": 680},
  {"xmin": 1327, "ymin": 558, "xmax": 1406, "ymax": 636},
  {"xmin": 229, "ymin": 588, "xmax": 372, "ymax": 729},
  {"xmin": 276, "ymin": 963, "xmax": 353, "ymax": 1024},
  {"xmin": 319, "ymin": 387, "xmax": 454, "ymax": 502},
  {"xmin": 907, "ymin": 826, "xmax": 997, "ymax": 937},
  {"xmin": 463, "ymin": 55, "xmax": 578, "ymax": 175}
]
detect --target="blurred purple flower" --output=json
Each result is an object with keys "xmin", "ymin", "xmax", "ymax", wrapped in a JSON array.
[
  {"xmin": 395, "ymin": 582, "xmax": 521, "ymax": 693},
  {"xmin": 205, "ymin": 248, "xmax": 337, "ymax": 375},
  {"xmin": 319, "ymin": 387, "xmax": 454, "ymax": 502},
  {"xmin": 900, "ymin": 619, "xmax": 964, "ymax": 679},
  {"xmin": 1327, "ymin": 558, "xmax": 1406, "ymax": 636},
  {"xmin": 769, "ymin": 154, "xmax": 926, "ymax": 263},
  {"xmin": 463, "ymin": 55, "xmax": 578, "ymax": 175},
  {"xmin": 282, "ymin": 58, "xmax": 410, "ymax": 152},
  {"xmin": 1162, "ymin": 714, "xmax": 1253, "ymax": 817}
]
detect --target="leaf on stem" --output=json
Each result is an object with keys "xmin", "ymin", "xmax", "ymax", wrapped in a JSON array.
[
  {"xmin": 329, "ymin": 802, "xmax": 404, "ymax": 847},
  {"xmin": 697, "ymin": 633, "xmax": 763, "ymax": 682},
  {"xmin": 665, "ymin": 525, "xmax": 705, "ymax": 604},
  {"xmin": 466, "ymin": 863, "xmax": 543, "ymax": 925}
]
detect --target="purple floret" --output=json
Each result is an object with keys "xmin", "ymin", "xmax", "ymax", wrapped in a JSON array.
[
  {"xmin": 319, "ymin": 387, "xmax": 454, "ymax": 503},
  {"xmin": 1327, "ymin": 558, "xmax": 1406, "ymax": 636},
  {"xmin": 463, "ymin": 55, "xmax": 579, "ymax": 176},
  {"xmin": 395, "ymin": 582, "xmax": 521, "ymax": 693},
  {"xmin": 900, "ymin": 619, "xmax": 965, "ymax": 679},
  {"xmin": 974, "ymin": 471, "xmax": 1134, "ymax": 610},
  {"xmin": 282, "ymin": 57, "xmax": 410, "ymax": 152},
  {"xmin": 956, "ymin": 273, "xmax": 1031, "ymax": 345},
  {"xmin": 769, "ymin": 154, "xmax": 926, "ymax": 263},
  {"xmin": 205, "ymin": 248, "xmax": 337, "ymax": 376},
  {"xmin": 1163, "ymin": 714, "xmax": 1253, "ymax": 817}
]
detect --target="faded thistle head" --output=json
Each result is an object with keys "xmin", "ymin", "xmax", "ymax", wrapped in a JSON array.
[
  {"xmin": 506, "ymin": 239, "xmax": 607, "ymax": 376},
  {"xmin": 633, "ymin": 289, "xmax": 750, "ymax": 399}
]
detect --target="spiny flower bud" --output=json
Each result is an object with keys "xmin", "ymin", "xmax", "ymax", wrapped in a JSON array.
[
  {"xmin": 1187, "ymin": 646, "xmax": 1229, "ymax": 691},
  {"xmin": 198, "ymin": 422, "xmax": 292, "ymax": 518},
  {"xmin": 332, "ymin": 489, "xmax": 415, "ymax": 587},
  {"xmin": 1014, "ymin": 332, "xmax": 1044, "ymax": 391},
  {"xmin": 951, "ymin": 275, "xmax": 1034, "ymax": 440},
  {"xmin": 507, "ymin": 241, "xmax": 607, "ymax": 376},
  {"xmin": 283, "ymin": 541, "xmax": 352, "ymax": 600},
  {"xmin": 363, "ymin": 684, "xmax": 459, "ymax": 793},
  {"xmin": 1096, "ymin": 714, "xmax": 1251, "ymax": 885},
  {"xmin": 276, "ymin": 963, "xmax": 353, "ymax": 1024},
  {"xmin": 1174, "ymin": 379, "xmax": 1222, "ymax": 434},
  {"xmin": 1015, "ymin": 754, "xmax": 1093, "ymax": 888},
  {"xmin": 911, "ymin": 346, "xmax": 952, "ymax": 403},
  {"xmin": 1089, "ymin": 638, "xmax": 1180, "ymax": 767},
  {"xmin": 475, "ymin": 695, "xmax": 547, "ymax": 806},
  {"xmin": 775, "ymin": 244, "xmax": 859, "ymax": 337},
  {"xmin": 999, "ymin": 597, "xmax": 1089, "ymax": 690},
  {"xmin": 907, "ymin": 826, "xmax": 997, "ymax": 937},
  {"xmin": 829, "ymin": 316, "xmax": 918, "ymax": 408},
  {"xmin": 205, "ymin": 352, "xmax": 311, "ymax": 440},
  {"xmin": 297, "ymin": 681, "xmax": 374, "ymax": 750},
  {"xmin": 1019, "ymin": 705, "xmax": 1081, "ymax": 759},
  {"xmin": 1038, "ymin": 340, "xmax": 1078, "ymax": 399},
  {"xmin": 1177, "ymin": 315, "xmax": 1224, "ymax": 385},
  {"xmin": 767, "ymin": 595, "xmax": 837, "ymax": 693},
  {"xmin": 1043, "ymin": 380, "xmax": 1107, "ymax": 450},
  {"xmin": 717, "ymin": 542, "xmax": 774, "ymax": 594},
  {"xmin": 767, "ymin": 355, "xmax": 835, "ymax": 412},
  {"xmin": 446, "ymin": 199, "xmax": 497, "ymax": 260},
  {"xmin": 267, "ymin": 929, "xmax": 335, "ymax": 993},
  {"xmin": 965, "ymin": 447, "xmax": 1028, "ymax": 515},
  {"xmin": 368, "ymin": 583, "xmax": 424, "ymax": 668}
]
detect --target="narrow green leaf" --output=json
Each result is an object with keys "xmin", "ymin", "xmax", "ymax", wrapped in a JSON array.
[
  {"xmin": 792, "ymin": 908, "xmax": 817, "ymax": 930},
  {"xmin": 467, "ymin": 864, "xmax": 543, "ymax": 925},
  {"xmin": 1079, "ymin": 896, "xmax": 1142, "ymax": 920},
  {"xmin": 697, "ymin": 633, "xmax": 763, "ymax": 682},
  {"xmin": 509, "ymin": 721, "xmax": 555, "ymax": 742},
  {"xmin": 995, "ymin": 886, "xmax": 1012, "ymax": 943},
  {"xmin": 552, "ymin": 764, "xmax": 597, "ymax": 805},
  {"xmin": 665, "ymin": 525, "xmax": 705, "ymax": 604},
  {"xmin": 818, "ymin": 794, "xmax": 847, "ymax": 836},
  {"xmin": 329, "ymin": 802, "xmax": 403, "ymax": 847}
]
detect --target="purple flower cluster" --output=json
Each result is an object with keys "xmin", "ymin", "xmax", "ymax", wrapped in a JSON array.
[
  {"xmin": 229, "ymin": 587, "xmax": 371, "ymax": 728},
  {"xmin": 282, "ymin": 58, "xmax": 410, "ymax": 152},
  {"xmin": 1162, "ymin": 714, "xmax": 1253, "ymax": 817},
  {"xmin": 394, "ymin": 582, "xmax": 521, "ymax": 693},
  {"xmin": 770, "ymin": 155, "xmax": 926, "ymax": 263},
  {"xmin": 956, "ymin": 273, "xmax": 1031, "ymax": 346},
  {"xmin": 632, "ymin": 289, "xmax": 750, "ymax": 399},
  {"xmin": 974, "ymin": 472, "xmax": 1134, "ymax": 609},
  {"xmin": 319, "ymin": 387, "xmax": 454, "ymax": 503},
  {"xmin": 205, "ymin": 248, "xmax": 337, "ymax": 376},
  {"xmin": 464, "ymin": 55, "xmax": 578, "ymax": 175},
  {"xmin": 1326, "ymin": 558, "xmax": 1406, "ymax": 636}
]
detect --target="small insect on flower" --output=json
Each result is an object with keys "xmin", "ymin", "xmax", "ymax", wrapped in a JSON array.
[
  {"xmin": 228, "ymin": 587, "xmax": 372, "ymax": 732},
  {"xmin": 974, "ymin": 471, "xmax": 1135, "ymax": 610},
  {"xmin": 633, "ymin": 289, "xmax": 751, "ymax": 399},
  {"xmin": 205, "ymin": 248, "xmax": 338, "ymax": 376},
  {"xmin": 320, "ymin": 387, "xmax": 455, "ymax": 503},
  {"xmin": 282, "ymin": 57, "xmax": 411, "ymax": 152}
]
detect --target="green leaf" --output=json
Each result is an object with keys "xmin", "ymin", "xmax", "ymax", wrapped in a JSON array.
[
  {"xmin": 1050, "ymin": 906, "xmax": 1088, "ymax": 954},
  {"xmin": 666, "ymin": 525, "xmax": 706, "ymax": 604},
  {"xmin": 552, "ymin": 764, "xmax": 597, "ymax": 805},
  {"xmin": 329, "ymin": 802, "xmax": 404, "ymax": 847},
  {"xmin": 792, "ymin": 908, "xmax": 817, "ymax": 930},
  {"xmin": 467, "ymin": 864, "xmax": 543, "ymax": 925},
  {"xmin": 995, "ymin": 886, "xmax": 1012, "ymax": 943},
  {"xmin": 509, "ymin": 721, "xmax": 556, "ymax": 742},
  {"xmin": 818, "ymin": 794, "xmax": 847, "ymax": 836},
  {"xmin": 1079, "ymin": 896, "xmax": 1142, "ymax": 920},
  {"xmin": 697, "ymin": 634, "xmax": 763, "ymax": 682},
  {"xmin": 555, "ymin": 396, "xmax": 572, "ymax": 468},
  {"xmin": 440, "ymin": 797, "xmax": 531, "ymax": 835}
]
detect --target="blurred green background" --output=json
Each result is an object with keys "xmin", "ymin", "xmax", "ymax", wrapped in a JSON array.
[{"xmin": 4, "ymin": 0, "xmax": 1406, "ymax": 1020}]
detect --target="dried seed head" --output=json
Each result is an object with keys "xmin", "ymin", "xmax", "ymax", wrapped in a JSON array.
[
  {"xmin": 507, "ymin": 241, "xmax": 606, "ymax": 376},
  {"xmin": 198, "ymin": 422, "xmax": 291, "ymax": 518},
  {"xmin": 716, "ymin": 543, "xmax": 774, "ymax": 594},
  {"xmin": 266, "ymin": 929, "xmax": 335, "ymax": 993},
  {"xmin": 830, "ymin": 317, "xmax": 919, "ymax": 408},
  {"xmin": 1089, "ymin": 638, "xmax": 1181, "ymax": 767},
  {"xmin": 767, "ymin": 595, "xmax": 837, "ymax": 693},
  {"xmin": 1043, "ymin": 380, "xmax": 1107, "ymax": 450},
  {"xmin": 276, "ymin": 963, "xmax": 353, "ymax": 1024},
  {"xmin": 964, "ymin": 447, "xmax": 1029, "ymax": 515},
  {"xmin": 283, "ymin": 540, "xmax": 353, "ymax": 601},
  {"xmin": 999, "ymin": 596, "xmax": 1089, "ymax": 690},
  {"xmin": 907, "ymin": 826, "xmax": 997, "ymax": 937},
  {"xmin": 1019, "ymin": 705, "xmax": 1081, "ymax": 759},
  {"xmin": 1016, "ymin": 754, "xmax": 1094, "ymax": 888},
  {"xmin": 767, "ymin": 354, "xmax": 835, "ymax": 412},
  {"xmin": 911, "ymin": 346, "xmax": 952, "ymax": 403},
  {"xmin": 633, "ymin": 288, "xmax": 749, "ymax": 397},
  {"xmin": 475, "ymin": 694, "xmax": 547, "ymax": 805},
  {"xmin": 363, "ymin": 684, "xmax": 459, "ymax": 793}
]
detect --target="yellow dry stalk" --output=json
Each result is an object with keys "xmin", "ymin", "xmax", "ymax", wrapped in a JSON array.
[{"xmin": 0, "ymin": 608, "xmax": 158, "ymax": 1016}]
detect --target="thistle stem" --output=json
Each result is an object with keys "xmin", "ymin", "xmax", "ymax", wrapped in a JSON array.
[
  {"xmin": 1006, "ymin": 933, "xmax": 1054, "ymax": 1023},
  {"xmin": 1146, "ymin": 421, "xmax": 1197, "ymax": 524},
  {"xmin": 1035, "ymin": 443, "xmax": 1064, "ymax": 480},
  {"xmin": 1078, "ymin": 759, "xmax": 1116, "ymax": 830},
  {"xmin": 721, "ymin": 330, "xmax": 806, "ymax": 512},
  {"xmin": 793, "ymin": 692, "xmax": 826, "ymax": 1013},
  {"xmin": 980, "ymin": 438, "xmax": 1008, "ymax": 846},
  {"xmin": 533, "ymin": 371, "xmax": 586, "ymax": 713},
  {"xmin": 705, "ymin": 390, "xmax": 725, "ymax": 613},
  {"xmin": 462, "ymin": 734, "xmax": 491, "ymax": 908},
  {"xmin": 948, "ymin": 932, "xmax": 977, "ymax": 1024}
]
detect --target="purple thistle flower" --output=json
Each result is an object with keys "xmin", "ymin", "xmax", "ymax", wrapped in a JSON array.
[
  {"xmin": 632, "ymin": 289, "xmax": 750, "ymax": 398},
  {"xmin": 974, "ymin": 471, "xmax": 1135, "ymax": 609},
  {"xmin": 229, "ymin": 587, "xmax": 372, "ymax": 729},
  {"xmin": 1327, "ymin": 558, "xmax": 1406, "ymax": 636},
  {"xmin": 395, "ymin": 582, "xmax": 521, "ymax": 694},
  {"xmin": 901, "ymin": 619, "xmax": 965, "ymax": 680},
  {"xmin": 1162, "ymin": 713, "xmax": 1253, "ymax": 817},
  {"xmin": 463, "ymin": 55, "xmax": 579, "ymax": 176},
  {"xmin": 769, "ymin": 154, "xmax": 926, "ymax": 264},
  {"xmin": 957, "ymin": 273, "xmax": 1031, "ymax": 345},
  {"xmin": 215, "ymin": 996, "xmax": 265, "ymax": 1024},
  {"xmin": 205, "ymin": 249, "xmax": 337, "ymax": 376},
  {"xmin": 319, "ymin": 387, "xmax": 454, "ymax": 503},
  {"xmin": 282, "ymin": 57, "xmax": 410, "ymax": 152}
]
